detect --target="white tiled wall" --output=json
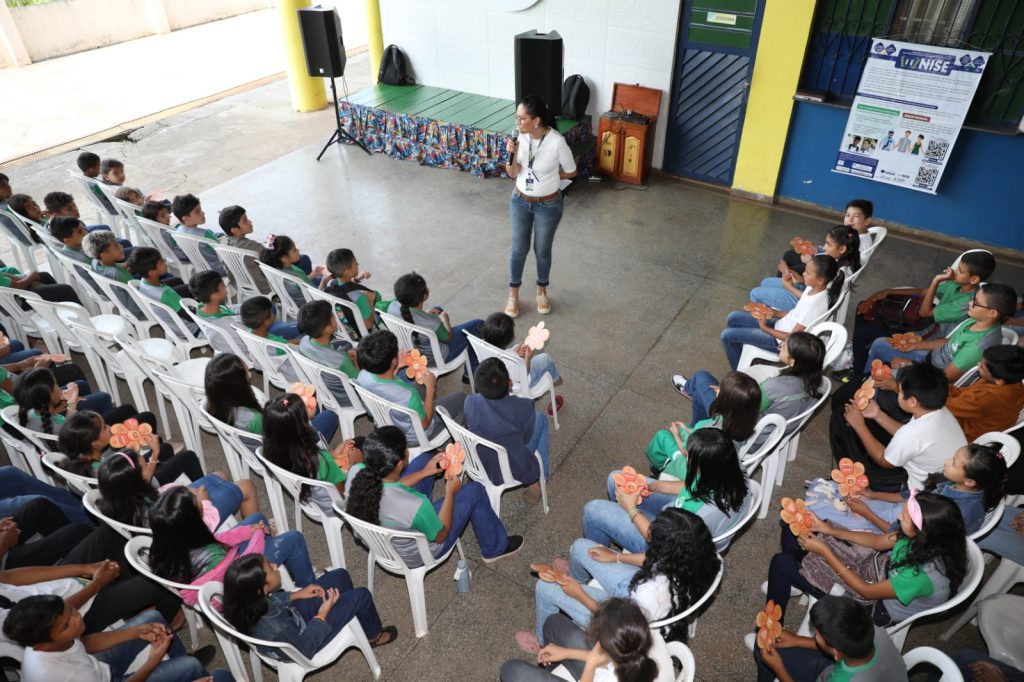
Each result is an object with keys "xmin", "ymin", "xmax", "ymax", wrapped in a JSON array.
[{"xmin": 379, "ymin": 0, "xmax": 682, "ymax": 167}]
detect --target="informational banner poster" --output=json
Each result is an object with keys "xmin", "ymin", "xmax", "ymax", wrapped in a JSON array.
[{"xmin": 832, "ymin": 38, "xmax": 990, "ymax": 194}]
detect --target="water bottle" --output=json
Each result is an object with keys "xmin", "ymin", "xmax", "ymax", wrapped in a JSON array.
[{"xmin": 454, "ymin": 559, "xmax": 471, "ymax": 593}]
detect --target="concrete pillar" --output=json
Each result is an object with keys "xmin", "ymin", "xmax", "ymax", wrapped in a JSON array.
[
  {"xmin": 730, "ymin": 0, "xmax": 816, "ymax": 201},
  {"xmin": 364, "ymin": 0, "xmax": 383, "ymax": 81},
  {"xmin": 277, "ymin": 0, "xmax": 327, "ymax": 112},
  {"xmin": 0, "ymin": 2, "xmax": 31, "ymax": 67}
]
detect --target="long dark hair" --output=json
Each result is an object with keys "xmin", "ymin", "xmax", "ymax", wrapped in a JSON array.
[
  {"xmin": 587, "ymin": 598, "xmax": 659, "ymax": 682},
  {"xmin": 890, "ymin": 492, "xmax": 968, "ymax": 595},
  {"xmin": 262, "ymin": 395, "xmax": 320, "ymax": 501},
  {"xmin": 148, "ymin": 486, "xmax": 220, "ymax": 583},
  {"xmin": 779, "ymin": 331, "xmax": 825, "ymax": 398},
  {"xmin": 809, "ymin": 254, "xmax": 843, "ymax": 309},
  {"xmin": 14, "ymin": 368, "xmax": 58, "ymax": 434},
  {"xmin": 518, "ymin": 94, "xmax": 556, "ymax": 129},
  {"xmin": 960, "ymin": 443, "xmax": 1008, "ymax": 511},
  {"xmin": 632, "ymin": 509, "xmax": 720, "ymax": 627},
  {"xmin": 259, "ymin": 234, "xmax": 296, "ymax": 269},
  {"xmin": 222, "ymin": 554, "xmax": 270, "ymax": 632},
  {"xmin": 393, "ymin": 272, "xmax": 428, "ymax": 326},
  {"xmin": 685, "ymin": 428, "xmax": 747, "ymax": 515},
  {"xmin": 827, "ymin": 225, "xmax": 861, "ymax": 273},
  {"xmin": 57, "ymin": 410, "xmax": 103, "ymax": 476},
  {"xmin": 97, "ymin": 452, "xmax": 155, "ymax": 526},
  {"xmin": 345, "ymin": 426, "xmax": 407, "ymax": 524},
  {"xmin": 707, "ymin": 372, "xmax": 760, "ymax": 442},
  {"xmin": 205, "ymin": 353, "xmax": 262, "ymax": 425}
]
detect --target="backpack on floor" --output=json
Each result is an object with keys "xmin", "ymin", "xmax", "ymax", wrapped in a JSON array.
[
  {"xmin": 561, "ymin": 75, "xmax": 590, "ymax": 120},
  {"xmin": 378, "ymin": 45, "xmax": 415, "ymax": 86}
]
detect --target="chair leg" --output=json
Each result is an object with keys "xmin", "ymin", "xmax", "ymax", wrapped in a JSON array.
[
  {"xmin": 366, "ymin": 553, "xmax": 375, "ymax": 595},
  {"xmin": 889, "ymin": 627, "xmax": 908, "ymax": 652},
  {"xmin": 406, "ymin": 569, "xmax": 430, "ymax": 638},
  {"xmin": 941, "ymin": 559, "xmax": 1024, "ymax": 640},
  {"xmin": 548, "ymin": 384, "xmax": 560, "ymax": 431},
  {"xmin": 758, "ymin": 456, "xmax": 779, "ymax": 519},
  {"xmin": 326, "ymin": 525, "xmax": 347, "ymax": 570},
  {"xmin": 249, "ymin": 649, "xmax": 265, "ymax": 682},
  {"xmin": 185, "ymin": 608, "xmax": 200, "ymax": 649},
  {"xmin": 787, "ymin": 434, "xmax": 801, "ymax": 462},
  {"xmin": 346, "ymin": 620, "xmax": 383, "ymax": 680}
]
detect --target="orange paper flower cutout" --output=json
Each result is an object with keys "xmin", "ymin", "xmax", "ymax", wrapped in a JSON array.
[
  {"xmin": 853, "ymin": 378, "xmax": 875, "ymax": 411},
  {"xmin": 524, "ymin": 322, "xmax": 550, "ymax": 351},
  {"xmin": 831, "ymin": 458, "xmax": 869, "ymax": 498},
  {"xmin": 401, "ymin": 349, "xmax": 429, "ymax": 384},
  {"xmin": 888, "ymin": 332, "xmax": 923, "ymax": 352},
  {"xmin": 530, "ymin": 562, "xmax": 571, "ymax": 585},
  {"xmin": 289, "ymin": 383, "xmax": 318, "ymax": 418},
  {"xmin": 790, "ymin": 237, "xmax": 817, "ymax": 257},
  {"xmin": 743, "ymin": 302, "xmax": 774, "ymax": 321},
  {"xmin": 755, "ymin": 601, "xmax": 784, "ymax": 650},
  {"xmin": 438, "ymin": 442, "xmax": 465, "ymax": 480},
  {"xmin": 612, "ymin": 466, "xmax": 651, "ymax": 497},
  {"xmin": 870, "ymin": 359, "xmax": 892, "ymax": 382},
  {"xmin": 108, "ymin": 418, "xmax": 153, "ymax": 450},
  {"xmin": 780, "ymin": 497, "xmax": 814, "ymax": 537}
]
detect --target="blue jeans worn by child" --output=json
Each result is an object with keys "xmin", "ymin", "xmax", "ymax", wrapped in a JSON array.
[
  {"xmin": 432, "ymin": 481, "xmax": 509, "ymax": 560},
  {"xmin": 2, "ymin": 338, "xmax": 42, "ymax": 363},
  {"xmin": 750, "ymin": 277, "xmax": 803, "ymax": 312},
  {"xmin": 0, "ymin": 466, "xmax": 91, "ymax": 525},
  {"xmin": 582, "ymin": 494, "xmax": 673, "ymax": 555},
  {"xmin": 189, "ymin": 474, "xmax": 243, "ymax": 530},
  {"xmin": 720, "ymin": 312, "xmax": 780, "ymax": 370},
  {"xmin": 238, "ymin": 513, "xmax": 315, "ymax": 586},
  {"xmin": 312, "ymin": 409, "xmax": 340, "ymax": 443},
  {"xmin": 446, "ymin": 319, "xmax": 484, "ymax": 366},
  {"xmin": 509, "ymin": 193, "xmax": 564, "ymax": 288},
  {"xmin": 863, "ymin": 336, "xmax": 930, "ymax": 372},
  {"xmin": 528, "ymin": 411, "xmax": 550, "ymax": 478},
  {"xmin": 686, "ymin": 370, "xmax": 722, "ymax": 424},
  {"xmin": 529, "ymin": 352, "xmax": 560, "ymax": 388},
  {"xmin": 94, "ymin": 610, "xmax": 227, "ymax": 682},
  {"xmin": 284, "ymin": 568, "xmax": 383, "ymax": 653},
  {"xmin": 978, "ymin": 507, "xmax": 1024, "ymax": 565}
]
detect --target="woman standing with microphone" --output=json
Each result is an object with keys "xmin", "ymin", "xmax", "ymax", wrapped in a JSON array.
[{"xmin": 504, "ymin": 95, "xmax": 577, "ymax": 318}]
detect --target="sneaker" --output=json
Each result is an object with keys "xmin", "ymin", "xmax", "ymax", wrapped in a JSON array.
[
  {"xmin": 483, "ymin": 535, "xmax": 525, "ymax": 564},
  {"xmin": 515, "ymin": 631, "xmax": 541, "ymax": 654},
  {"xmin": 671, "ymin": 374, "xmax": 693, "ymax": 399},
  {"xmin": 190, "ymin": 645, "xmax": 217, "ymax": 668},
  {"xmin": 536, "ymin": 290, "xmax": 551, "ymax": 315},
  {"xmin": 760, "ymin": 580, "xmax": 803, "ymax": 597},
  {"xmin": 505, "ymin": 292, "xmax": 520, "ymax": 318},
  {"xmin": 744, "ymin": 633, "xmax": 757, "ymax": 652}
]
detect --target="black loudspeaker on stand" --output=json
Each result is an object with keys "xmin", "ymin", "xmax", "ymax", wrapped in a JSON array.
[
  {"xmin": 297, "ymin": 5, "xmax": 370, "ymax": 160},
  {"xmin": 515, "ymin": 30, "xmax": 563, "ymax": 117}
]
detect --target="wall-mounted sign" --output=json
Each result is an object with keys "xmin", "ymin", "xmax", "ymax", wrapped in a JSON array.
[
  {"xmin": 706, "ymin": 12, "xmax": 737, "ymax": 26},
  {"xmin": 495, "ymin": 0, "xmax": 542, "ymax": 11}
]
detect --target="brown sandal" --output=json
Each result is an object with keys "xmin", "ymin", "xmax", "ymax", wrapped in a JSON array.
[{"xmin": 370, "ymin": 625, "xmax": 398, "ymax": 648}]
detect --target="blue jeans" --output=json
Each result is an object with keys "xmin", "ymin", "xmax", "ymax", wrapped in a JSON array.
[
  {"xmin": 864, "ymin": 336, "xmax": 930, "ymax": 373},
  {"xmin": 0, "ymin": 466, "xmax": 92, "ymax": 525},
  {"xmin": 77, "ymin": 388, "xmax": 113, "ymax": 416},
  {"xmin": 290, "ymin": 568, "xmax": 383, "ymax": 645},
  {"xmin": 952, "ymin": 648, "xmax": 1024, "ymax": 682},
  {"xmin": 432, "ymin": 481, "xmax": 509, "ymax": 559},
  {"xmin": 269, "ymin": 320, "xmax": 301, "ymax": 340},
  {"xmin": 528, "ymin": 352, "xmax": 560, "ymax": 388},
  {"xmin": 239, "ymin": 513, "xmax": 315, "ymax": 586},
  {"xmin": 527, "ymin": 411, "xmax": 550, "ymax": 478},
  {"xmin": 312, "ymin": 410, "xmax": 339, "ymax": 443},
  {"xmin": 447, "ymin": 319, "xmax": 484, "ymax": 366},
  {"xmin": 3, "ymin": 339, "xmax": 42, "ymax": 363},
  {"xmin": 403, "ymin": 451, "xmax": 440, "ymax": 497},
  {"xmin": 687, "ymin": 370, "xmax": 721, "ymax": 424},
  {"xmin": 94, "ymin": 610, "xmax": 211, "ymax": 682},
  {"xmin": 509, "ymin": 192, "xmax": 564, "ymax": 288},
  {"xmin": 582, "ymin": 496, "xmax": 671, "ymax": 554},
  {"xmin": 978, "ymin": 507, "xmax": 1024, "ymax": 565},
  {"xmin": 753, "ymin": 642, "xmax": 831, "ymax": 682},
  {"xmin": 721, "ymin": 311, "xmax": 779, "ymax": 370},
  {"xmin": 189, "ymin": 474, "xmax": 243, "ymax": 530},
  {"xmin": 297, "ymin": 254, "xmax": 312, "ymax": 275},
  {"xmin": 750, "ymin": 277, "xmax": 802, "ymax": 312}
]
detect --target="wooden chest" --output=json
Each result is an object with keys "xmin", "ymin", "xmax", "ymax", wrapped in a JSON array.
[{"xmin": 596, "ymin": 82, "xmax": 662, "ymax": 185}]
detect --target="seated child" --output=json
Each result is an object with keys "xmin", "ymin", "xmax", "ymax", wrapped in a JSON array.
[
  {"xmin": 844, "ymin": 198, "xmax": 875, "ymax": 257},
  {"xmin": 43, "ymin": 191, "xmax": 111, "ymax": 233},
  {"xmin": 126, "ymin": 246, "xmax": 193, "ymax": 307},
  {"xmin": 753, "ymin": 595, "xmax": 907, "ymax": 682},
  {"xmin": 113, "ymin": 187, "xmax": 143, "ymax": 206},
  {"xmin": 239, "ymin": 296, "xmax": 300, "ymax": 382},
  {"xmin": 946, "ymin": 345, "xmax": 1024, "ymax": 440},
  {"xmin": 354, "ymin": 330, "xmax": 466, "ymax": 446},
  {"xmin": 720, "ymin": 254, "xmax": 841, "ymax": 370},
  {"xmin": 218, "ymin": 204, "xmax": 270, "ymax": 293},
  {"xmin": 323, "ymin": 247, "xmax": 383, "ymax": 335},
  {"xmin": 8, "ymin": 193, "xmax": 45, "ymax": 229},
  {"xmin": 465, "ymin": 358, "xmax": 550, "ymax": 501},
  {"xmin": 478, "ymin": 311, "xmax": 563, "ymax": 411},
  {"xmin": 50, "ymin": 215, "xmax": 91, "ymax": 263},
  {"xmin": 0, "ymin": 243, "xmax": 81, "ymax": 304},
  {"xmin": 75, "ymin": 151, "xmax": 116, "ymax": 215},
  {"xmin": 834, "ymin": 362, "xmax": 966, "ymax": 492},
  {"xmin": 388, "ymin": 272, "xmax": 483, "ymax": 369},
  {"xmin": 865, "ymin": 282, "xmax": 1017, "ymax": 382},
  {"xmin": 15, "ymin": 366, "xmax": 113, "ymax": 433},
  {"xmin": 189, "ymin": 270, "xmax": 298, "ymax": 354},
  {"xmin": 259, "ymin": 234, "xmax": 324, "ymax": 310},
  {"xmin": 297, "ymin": 299, "xmax": 357, "ymax": 406},
  {"xmin": 751, "ymin": 225, "xmax": 861, "ymax": 312},
  {"xmin": 222, "ymin": 554, "xmax": 396, "ymax": 660},
  {"xmin": 344, "ymin": 425, "xmax": 523, "ymax": 566},
  {"xmin": 141, "ymin": 200, "xmax": 171, "ymax": 225},
  {"xmin": 3, "ymin": 594, "xmax": 223, "ymax": 682},
  {"xmin": 84, "ymin": 230, "xmax": 132, "ymax": 282},
  {"xmin": 99, "ymin": 158, "xmax": 125, "ymax": 187},
  {"xmin": 852, "ymin": 249, "xmax": 996, "ymax": 371},
  {"xmin": 171, "ymin": 194, "xmax": 227, "ymax": 276}
]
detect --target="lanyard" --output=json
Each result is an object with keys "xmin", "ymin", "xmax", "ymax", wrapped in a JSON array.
[{"xmin": 527, "ymin": 133, "xmax": 547, "ymax": 170}]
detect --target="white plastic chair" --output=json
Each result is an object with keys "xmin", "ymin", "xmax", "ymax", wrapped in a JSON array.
[
  {"xmin": 649, "ymin": 558, "xmax": 724, "ymax": 638},
  {"xmin": 378, "ymin": 310, "xmax": 474, "ymax": 390},
  {"xmin": 738, "ymin": 413, "xmax": 789, "ymax": 475},
  {"xmin": 860, "ymin": 225, "xmax": 888, "ymax": 262},
  {"xmin": 133, "ymin": 217, "xmax": 192, "ymax": 281},
  {"xmin": 110, "ymin": 196, "xmax": 148, "ymax": 246},
  {"xmin": 304, "ymin": 286, "xmax": 365, "ymax": 345},
  {"xmin": 82, "ymin": 270, "xmax": 159, "ymax": 339},
  {"xmin": 978, "ymin": 593, "xmax": 1024, "ymax": 670},
  {"xmin": 152, "ymin": 368, "xmax": 214, "ymax": 470},
  {"xmin": 711, "ymin": 480, "xmax": 762, "ymax": 553},
  {"xmin": 349, "ymin": 382, "xmax": 452, "ymax": 458},
  {"xmin": 234, "ymin": 325, "xmax": 297, "ymax": 393},
  {"xmin": 902, "ymin": 646, "xmax": 963, "ymax": 681},
  {"xmin": 41, "ymin": 452, "xmax": 97, "ymax": 495},
  {"xmin": 24, "ymin": 297, "xmax": 128, "ymax": 369},
  {"xmin": 974, "ymin": 431, "xmax": 1021, "ymax": 468},
  {"xmin": 258, "ymin": 262, "xmax": 313, "ymax": 322},
  {"xmin": 283, "ymin": 346, "xmax": 366, "ymax": 441},
  {"xmin": 0, "ymin": 208, "xmax": 43, "ymax": 273},
  {"xmin": 253, "ymin": 447, "xmax": 347, "ymax": 570},
  {"xmin": 213, "ymin": 243, "xmax": 266, "ymax": 300},
  {"xmin": 464, "ymin": 332, "xmax": 559, "ymax": 430},
  {"xmin": 0, "ymin": 287, "xmax": 56, "ymax": 351},
  {"xmin": 135, "ymin": 295, "xmax": 210, "ymax": 359},
  {"xmin": 48, "ymin": 247, "xmax": 111, "ymax": 315},
  {"xmin": 552, "ymin": 640, "xmax": 696, "ymax": 682},
  {"xmin": 0, "ymin": 407, "xmax": 53, "ymax": 482},
  {"xmin": 738, "ymin": 321, "xmax": 847, "ymax": 377},
  {"xmin": 336, "ymin": 505, "xmax": 467, "ymax": 638},
  {"xmin": 186, "ymin": 307, "xmax": 250, "ymax": 358},
  {"xmin": 198, "ymin": 581, "xmax": 381, "ymax": 682},
  {"xmin": 171, "ymin": 230, "xmax": 232, "ymax": 295},
  {"xmin": 83, "ymin": 487, "xmax": 150, "ymax": 540},
  {"xmin": 436, "ymin": 406, "xmax": 549, "ymax": 516},
  {"xmin": 66, "ymin": 170, "xmax": 118, "ymax": 226},
  {"xmin": 199, "ymin": 407, "xmax": 263, "ymax": 480},
  {"xmin": 123, "ymin": 535, "xmax": 204, "ymax": 650},
  {"xmin": 0, "ymin": 426, "xmax": 43, "ymax": 480}
]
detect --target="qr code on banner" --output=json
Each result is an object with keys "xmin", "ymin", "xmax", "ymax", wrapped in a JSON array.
[
  {"xmin": 925, "ymin": 139, "xmax": 950, "ymax": 161},
  {"xmin": 915, "ymin": 165, "xmax": 940, "ymax": 188}
]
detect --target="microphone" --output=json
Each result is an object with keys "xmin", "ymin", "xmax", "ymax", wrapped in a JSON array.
[{"xmin": 509, "ymin": 129, "xmax": 519, "ymax": 151}]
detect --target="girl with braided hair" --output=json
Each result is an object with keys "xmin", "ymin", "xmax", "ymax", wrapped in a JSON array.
[
  {"xmin": 12, "ymin": 367, "xmax": 138, "ymax": 436},
  {"xmin": 386, "ymin": 271, "xmax": 482, "ymax": 369}
]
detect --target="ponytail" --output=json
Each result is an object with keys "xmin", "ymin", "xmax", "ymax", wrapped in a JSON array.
[
  {"xmin": 588, "ymin": 598, "xmax": 659, "ymax": 682},
  {"xmin": 14, "ymin": 368, "xmax": 60, "ymax": 435},
  {"xmin": 258, "ymin": 235, "xmax": 296, "ymax": 269},
  {"xmin": 810, "ymin": 254, "xmax": 841, "ymax": 309},
  {"xmin": 393, "ymin": 272, "xmax": 428, "ymax": 336},
  {"xmin": 345, "ymin": 426, "xmax": 408, "ymax": 524},
  {"xmin": 345, "ymin": 467, "xmax": 383, "ymax": 524}
]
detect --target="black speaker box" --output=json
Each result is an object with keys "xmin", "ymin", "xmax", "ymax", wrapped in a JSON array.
[
  {"xmin": 298, "ymin": 6, "xmax": 347, "ymax": 78},
  {"xmin": 514, "ymin": 30, "xmax": 563, "ymax": 117}
]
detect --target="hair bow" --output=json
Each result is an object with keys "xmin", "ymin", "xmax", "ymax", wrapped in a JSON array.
[
  {"xmin": 906, "ymin": 489, "xmax": 923, "ymax": 530},
  {"xmin": 263, "ymin": 233, "xmax": 277, "ymax": 249}
]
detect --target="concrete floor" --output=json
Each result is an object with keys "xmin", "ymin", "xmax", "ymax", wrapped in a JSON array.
[{"xmin": 3, "ymin": 69, "xmax": 1024, "ymax": 681}]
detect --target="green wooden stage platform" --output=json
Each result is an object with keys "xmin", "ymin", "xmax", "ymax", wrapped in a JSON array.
[{"xmin": 337, "ymin": 84, "xmax": 593, "ymax": 178}]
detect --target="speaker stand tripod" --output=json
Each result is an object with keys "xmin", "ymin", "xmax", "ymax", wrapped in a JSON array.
[{"xmin": 316, "ymin": 76, "xmax": 371, "ymax": 161}]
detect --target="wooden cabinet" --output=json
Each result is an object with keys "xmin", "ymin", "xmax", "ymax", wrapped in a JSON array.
[{"xmin": 597, "ymin": 83, "xmax": 662, "ymax": 185}]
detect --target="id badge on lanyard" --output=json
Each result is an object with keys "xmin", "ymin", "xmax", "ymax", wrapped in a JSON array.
[{"xmin": 525, "ymin": 133, "xmax": 546, "ymax": 192}]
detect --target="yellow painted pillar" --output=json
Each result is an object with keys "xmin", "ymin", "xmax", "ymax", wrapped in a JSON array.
[
  {"xmin": 365, "ymin": 0, "xmax": 384, "ymax": 81},
  {"xmin": 278, "ymin": 0, "xmax": 327, "ymax": 112},
  {"xmin": 731, "ymin": 0, "xmax": 816, "ymax": 200}
]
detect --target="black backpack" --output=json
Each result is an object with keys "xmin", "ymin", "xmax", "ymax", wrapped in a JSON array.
[
  {"xmin": 561, "ymin": 75, "xmax": 590, "ymax": 120},
  {"xmin": 378, "ymin": 45, "xmax": 415, "ymax": 86}
]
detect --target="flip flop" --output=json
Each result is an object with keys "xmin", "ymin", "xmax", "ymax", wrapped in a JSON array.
[
  {"xmin": 371, "ymin": 626, "xmax": 399, "ymax": 648},
  {"xmin": 547, "ymin": 395, "xmax": 564, "ymax": 416}
]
